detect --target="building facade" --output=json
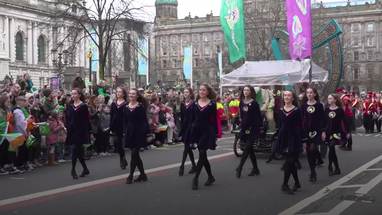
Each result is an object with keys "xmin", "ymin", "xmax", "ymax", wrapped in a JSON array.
[{"xmin": 153, "ymin": 0, "xmax": 382, "ymax": 91}]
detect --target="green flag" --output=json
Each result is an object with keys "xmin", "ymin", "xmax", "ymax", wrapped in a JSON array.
[{"xmin": 220, "ymin": 0, "xmax": 246, "ymax": 63}]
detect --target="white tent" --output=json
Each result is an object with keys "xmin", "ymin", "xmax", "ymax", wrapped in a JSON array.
[{"xmin": 221, "ymin": 59, "xmax": 328, "ymax": 87}]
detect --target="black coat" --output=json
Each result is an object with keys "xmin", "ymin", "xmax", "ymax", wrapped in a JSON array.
[
  {"xmin": 301, "ymin": 102, "xmax": 325, "ymax": 145},
  {"xmin": 239, "ymin": 99, "xmax": 262, "ymax": 144},
  {"xmin": 110, "ymin": 101, "xmax": 126, "ymax": 136},
  {"xmin": 124, "ymin": 103, "xmax": 150, "ymax": 149},
  {"xmin": 66, "ymin": 103, "xmax": 90, "ymax": 145},
  {"xmin": 179, "ymin": 101, "xmax": 195, "ymax": 145},
  {"xmin": 277, "ymin": 107, "xmax": 303, "ymax": 154},
  {"xmin": 192, "ymin": 101, "xmax": 217, "ymax": 150}
]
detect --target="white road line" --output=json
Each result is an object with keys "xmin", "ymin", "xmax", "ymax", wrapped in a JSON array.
[
  {"xmin": 0, "ymin": 152, "xmax": 234, "ymax": 208},
  {"xmin": 279, "ymin": 154, "xmax": 382, "ymax": 215}
]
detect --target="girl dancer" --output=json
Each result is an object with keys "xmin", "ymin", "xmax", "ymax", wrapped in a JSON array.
[
  {"xmin": 277, "ymin": 91, "xmax": 302, "ymax": 194},
  {"xmin": 66, "ymin": 88, "xmax": 90, "ymax": 179},
  {"xmin": 301, "ymin": 87, "xmax": 325, "ymax": 183},
  {"xmin": 236, "ymin": 85, "xmax": 262, "ymax": 178},
  {"xmin": 191, "ymin": 84, "xmax": 217, "ymax": 190},
  {"xmin": 178, "ymin": 88, "xmax": 197, "ymax": 176},
  {"xmin": 125, "ymin": 89, "xmax": 150, "ymax": 184},
  {"xmin": 323, "ymin": 94, "xmax": 346, "ymax": 176},
  {"xmin": 110, "ymin": 87, "xmax": 128, "ymax": 169}
]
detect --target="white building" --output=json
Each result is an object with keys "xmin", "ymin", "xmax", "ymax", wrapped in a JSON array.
[{"xmin": 0, "ymin": 0, "xmax": 89, "ymax": 89}]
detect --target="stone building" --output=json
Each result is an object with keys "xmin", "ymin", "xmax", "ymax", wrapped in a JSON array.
[
  {"xmin": 150, "ymin": 0, "xmax": 232, "ymax": 88},
  {"xmin": 0, "ymin": 0, "xmax": 90, "ymax": 89},
  {"xmin": 153, "ymin": 0, "xmax": 382, "ymax": 91}
]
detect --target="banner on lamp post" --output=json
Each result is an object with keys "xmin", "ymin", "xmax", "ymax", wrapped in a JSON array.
[
  {"xmin": 137, "ymin": 37, "xmax": 148, "ymax": 76},
  {"xmin": 183, "ymin": 46, "xmax": 193, "ymax": 80},
  {"xmin": 286, "ymin": 0, "xmax": 312, "ymax": 60}
]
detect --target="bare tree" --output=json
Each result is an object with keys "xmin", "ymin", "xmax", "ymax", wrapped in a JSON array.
[{"xmin": 58, "ymin": 0, "xmax": 145, "ymax": 80}]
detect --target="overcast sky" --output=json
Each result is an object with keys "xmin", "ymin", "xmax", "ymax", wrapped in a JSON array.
[{"xmin": 138, "ymin": 0, "xmax": 342, "ymax": 21}]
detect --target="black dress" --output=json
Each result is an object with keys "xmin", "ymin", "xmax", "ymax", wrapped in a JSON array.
[
  {"xmin": 110, "ymin": 101, "xmax": 126, "ymax": 136},
  {"xmin": 124, "ymin": 103, "xmax": 150, "ymax": 149},
  {"xmin": 239, "ymin": 100, "xmax": 262, "ymax": 144},
  {"xmin": 277, "ymin": 107, "xmax": 303, "ymax": 154},
  {"xmin": 192, "ymin": 101, "xmax": 218, "ymax": 150},
  {"xmin": 66, "ymin": 103, "xmax": 90, "ymax": 146},
  {"xmin": 180, "ymin": 101, "xmax": 195, "ymax": 145},
  {"xmin": 324, "ymin": 107, "xmax": 347, "ymax": 145},
  {"xmin": 301, "ymin": 102, "xmax": 325, "ymax": 145}
]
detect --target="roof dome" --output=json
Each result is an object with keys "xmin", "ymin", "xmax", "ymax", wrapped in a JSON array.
[{"xmin": 155, "ymin": 0, "xmax": 178, "ymax": 5}]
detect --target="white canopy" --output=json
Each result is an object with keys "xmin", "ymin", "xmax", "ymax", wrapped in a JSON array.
[{"xmin": 221, "ymin": 59, "xmax": 328, "ymax": 87}]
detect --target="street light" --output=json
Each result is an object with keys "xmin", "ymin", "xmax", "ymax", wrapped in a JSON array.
[{"xmin": 51, "ymin": 48, "xmax": 69, "ymax": 89}]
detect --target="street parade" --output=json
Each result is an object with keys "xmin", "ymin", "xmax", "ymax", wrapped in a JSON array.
[{"xmin": 0, "ymin": 0, "xmax": 382, "ymax": 215}]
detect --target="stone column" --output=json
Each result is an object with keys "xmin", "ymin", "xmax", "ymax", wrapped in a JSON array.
[
  {"xmin": 9, "ymin": 17, "xmax": 15, "ymax": 61},
  {"xmin": 32, "ymin": 22, "xmax": 38, "ymax": 65},
  {"xmin": 27, "ymin": 21, "xmax": 33, "ymax": 64},
  {"xmin": 49, "ymin": 25, "xmax": 54, "ymax": 67},
  {"xmin": 3, "ymin": 16, "xmax": 9, "ymax": 58}
]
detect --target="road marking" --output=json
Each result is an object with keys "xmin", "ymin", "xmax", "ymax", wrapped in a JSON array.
[
  {"xmin": 279, "ymin": 154, "xmax": 382, "ymax": 215},
  {"xmin": 0, "ymin": 151, "xmax": 234, "ymax": 208}
]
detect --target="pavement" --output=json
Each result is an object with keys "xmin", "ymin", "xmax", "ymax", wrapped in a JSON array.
[{"xmin": 0, "ymin": 133, "xmax": 382, "ymax": 215}]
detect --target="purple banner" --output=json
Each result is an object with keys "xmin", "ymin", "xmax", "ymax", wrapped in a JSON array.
[{"xmin": 286, "ymin": 0, "xmax": 312, "ymax": 60}]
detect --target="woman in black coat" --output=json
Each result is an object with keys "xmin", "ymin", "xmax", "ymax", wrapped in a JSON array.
[
  {"xmin": 125, "ymin": 89, "xmax": 150, "ymax": 184},
  {"xmin": 178, "ymin": 87, "xmax": 197, "ymax": 176},
  {"xmin": 110, "ymin": 87, "xmax": 128, "ymax": 170},
  {"xmin": 191, "ymin": 83, "xmax": 218, "ymax": 190},
  {"xmin": 66, "ymin": 88, "xmax": 90, "ymax": 179},
  {"xmin": 301, "ymin": 87, "xmax": 325, "ymax": 183},
  {"xmin": 277, "ymin": 91, "xmax": 302, "ymax": 194},
  {"xmin": 236, "ymin": 85, "xmax": 262, "ymax": 178}
]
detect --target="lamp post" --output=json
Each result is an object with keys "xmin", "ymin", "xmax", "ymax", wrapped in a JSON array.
[
  {"xmin": 51, "ymin": 48, "xmax": 69, "ymax": 89},
  {"xmin": 86, "ymin": 50, "xmax": 93, "ymax": 94}
]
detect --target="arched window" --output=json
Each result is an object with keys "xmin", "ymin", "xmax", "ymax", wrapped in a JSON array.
[
  {"xmin": 37, "ymin": 35, "xmax": 46, "ymax": 63},
  {"xmin": 15, "ymin": 32, "xmax": 24, "ymax": 61}
]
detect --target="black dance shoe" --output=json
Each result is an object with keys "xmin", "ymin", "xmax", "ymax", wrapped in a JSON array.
[
  {"xmin": 134, "ymin": 174, "xmax": 148, "ymax": 182},
  {"xmin": 192, "ymin": 178, "xmax": 198, "ymax": 190},
  {"xmin": 328, "ymin": 169, "xmax": 334, "ymax": 176},
  {"xmin": 126, "ymin": 176, "xmax": 133, "ymax": 184},
  {"xmin": 188, "ymin": 166, "xmax": 197, "ymax": 174},
  {"xmin": 71, "ymin": 169, "xmax": 78, "ymax": 180},
  {"xmin": 79, "ymin": 169, "xmax": 90, "ymax": 177},
  {"xmin": 204, "ymin": 176, "xmax": 216, "ymax": 186},
  {"xmin": 309, "ymin": 173, "xmax": 317, "ymax": 183},
  {"xmin": 236, "ymin": 168, "xmax": 242, "ymax": 178},
  {"xmin": 293, "ymin": 183, "xmax": 301, "ymax": 192},
  {"xmin": 281, "ymin": 184, "xmax": 294, "ymax": 195},
  {"xmin": 334, "ymin": 168, "xmax": 341, "ymax": 175},
  {"xmin": 179, "ymin": 166, "xmax": 184, "ymax": 176},
  {"xmin": 120, "ymin": 158, "xmax": 128, "ymax": 170},
  {"xmin": 248, "ymin": 168, "xmax": 260, "ymax": 176}
]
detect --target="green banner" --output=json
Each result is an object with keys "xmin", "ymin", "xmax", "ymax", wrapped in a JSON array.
[{"xmin": 220, "ymin": 0, "xmax": 246, "ymax": 63}]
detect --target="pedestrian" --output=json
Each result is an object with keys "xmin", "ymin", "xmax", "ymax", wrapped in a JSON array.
[
  {"xmin": 191, "ymin": 83, "xmax": 217, "ymax": 190},
  {"xmin": 110, "ymin": 86, "xmax": 128, "ymax": 170},
  {"xmin": 301, "ymin": 87, "xmax": 325, "ymax": 183},
  {"xmin": 277, "ymin": 91, "xmax": 302, "ymax": 194},
  {"xmin": 236, "ymin": 85, "xmax": 262, "ymax": 178},
  {"xmin": 125, "ymin": 89, "xmax": 150, "ymax": 184},
  {"xmin": 323, "ymin": 94, "xmax": 346, "ymax": 176},
  {"xmin": 66, "ymin": 88, "xmax": 90, "ymax": 179},
  {"xmin": 178, "ymin": 88, "xmax": 197, "ymax": 176}
]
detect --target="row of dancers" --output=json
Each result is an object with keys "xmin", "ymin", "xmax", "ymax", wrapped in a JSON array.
[{"xmin": 66, "ymin": 84, "xmax": 349, "ymax": 193}]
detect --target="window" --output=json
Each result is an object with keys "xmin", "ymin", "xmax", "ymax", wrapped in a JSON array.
[
  {"xmin": 353, "ymin": 67, "xmax": 359, "ymax": 80},
  {"xmin": 367, "ymin": 50, "xmax": 373, "ymax": 61},
  {"xmin": 351, "ymin": 23, "xmax": 361, "ymax": 33},
  {"xmin": 194, "ymin": 58, "xmax": 200, "ymax": 67},
  {"xmin": 367, "ymin": 67, "xmax": 374, "ymax": 79},
  {"xmin": 367, "ymin": 36, "xmax": 375, "ymax": 47},
  {"xmin": 204, "ymin": 46, "xmax": 210, "ymax": 55},
  {"xmin": 352, "ymin": 37, "xmax": 360, "ymax": 47},
  {"xmin": 171, "ymin": 59, "xmax": 178, "ymax": 68},
  {"xmin": 354, "ymin": 51, "xmax": 359, "ymax": 61},
  {"xmin": 162, "ymin": 60, "xmax": 167, "ymax": 68},
  {"xmin": 366, "ymin": 23, "xmax": 374, "ymax": 32},
  {"xmin": 37, "ymin": 35, "xmax": 46, "ymax": 63},
  {"xmin": 193, "ymin": 46, "xmax": 199, "ymax": 55},
  {"xmin": 15, "ymin": 32, "xmax": 24, "ymax": 61}
]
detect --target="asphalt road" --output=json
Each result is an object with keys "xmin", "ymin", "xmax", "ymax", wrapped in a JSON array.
[{"xmin": 1, "ymin": 133, "xmax": 382, "ymax": 215}]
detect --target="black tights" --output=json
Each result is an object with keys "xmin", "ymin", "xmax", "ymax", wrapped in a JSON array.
[
  {"xmin": 194, "ymin": 149, "xmax": 213, "ymax": 179},
  {"xmin": 71, "ymin": 145, "xmax": 88, "ymax": 172},
  {"xmin": 238, "ymin": 144, "xmax": 258, "ymax": 170},
  {"xmin": 283, "ymin": 153, "xmax": 300, "ymax": 186},
  {"xmin": 328, "ymin": 144, "xmax": 339, "ymax": 171},
  {"xmin": 129, "ymin": 148, "xmax": 145, "ymax": 176},
  {"xmin": 115, "ymin": 135, "xmax": 126, "ymax": 160},
  {"xmin": 306, "ymin": 143, "xmax": 321, "ymax": 176},
  {"xmin": 180, "ymin": 144, "xmax": 196, "ymax": 168}
]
